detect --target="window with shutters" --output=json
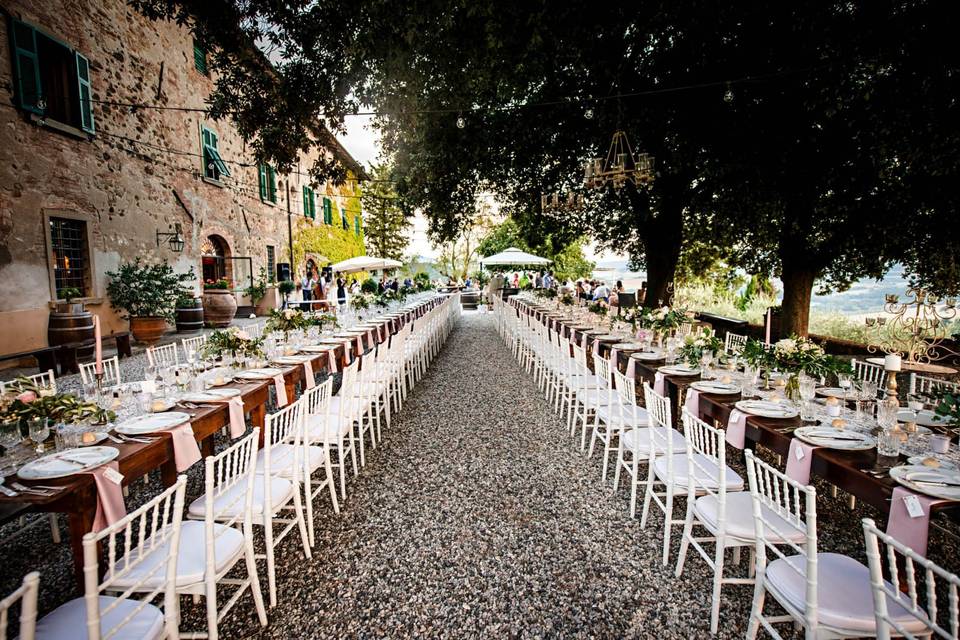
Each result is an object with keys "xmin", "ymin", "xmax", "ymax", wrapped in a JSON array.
[
  {"xmin": 200, "ymin": 125, "xmax": 230, "ymax": 182},
  {"xmin": 322, "ymin": 198, "xmax": 333, "ymax": 225},
  {"xmin": 266, "ymin": 246, "xmax": 276, "ymax": 282},
  {"xmin": 354, "ymin": 215, "xmax": 361, "ymax": 236},
  {"xmin": 8, "ymin": 19, "xmax": 95, "ymax": 134},
  {"xmin": 341, "ymin": 208, "xmax": 349, "ymax": 230},
  {"xmin": 258, "ymin": 164, "xmax": 277, "ymax": 203},
  {"xmin": 49, "ymin": 217, "xmax": 91, "ymax": 297},
  {"xmin": 302, "ymin": 186, "xmax": 316, "ymax": 219},
  {"xmin": 193, "ymin": 40, "xmax": 208, "ymax": 75}
]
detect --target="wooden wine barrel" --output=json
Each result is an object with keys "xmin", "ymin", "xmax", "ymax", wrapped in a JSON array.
[
  {"xmin": 48, "ymin": 304, "xmax": 94, "ymax": 359},
  {"xmin": 175, "ymin": 299, "xmax": 204, "ymax": 333}
]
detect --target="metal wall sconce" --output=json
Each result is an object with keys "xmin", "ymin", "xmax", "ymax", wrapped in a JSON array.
[{"xmin": 156, "ymin": 222, "xmax": 185, "ymax": 253}]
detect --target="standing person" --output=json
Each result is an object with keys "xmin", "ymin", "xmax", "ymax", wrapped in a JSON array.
[
  {"xmin": 337, "ymin": 277, "xmax": 347, "ymax": 308},
  {"xmin": 326, "ymin": 274, "xmax": 338, "ymax": 308},
  {"xmin": 534, "ymin": 272, "xmax": 543, "ymax": 288},
  {"xmin": 300, "ymin": 269, "xmax": 315, "ymax": 302},
  {"xmin": 511, "ymin": 272, "xmax": 520, "ymax": 288}
]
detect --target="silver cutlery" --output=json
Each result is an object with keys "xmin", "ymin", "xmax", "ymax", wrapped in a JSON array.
[
  {"xmin": 105, "ymin": 433, "xmax": 124, "ymax": 444},
  {"xmin": 913, "ymin": 479, "xmax": 960, "ymax": 489},
  {"xmin": 10, "ymin": 482, "xmax": 53, "ymax": 496},
  {"xmin": 0, "ymin": 482, "xmax": 17, "ymax": 497}
]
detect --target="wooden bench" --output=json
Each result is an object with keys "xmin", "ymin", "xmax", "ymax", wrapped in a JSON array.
[
  {"xmin": 0, "ymin": 346, "xmax": 60, "ymax": 376},
  {"xmin": 58, "ymin": 332, "xmax": 132, "ymax": 374}
]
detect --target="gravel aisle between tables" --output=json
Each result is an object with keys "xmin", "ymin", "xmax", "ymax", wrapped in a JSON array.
[{"xmin": 237, "ymin": 310, "xmax": 750, "ymax": 639}]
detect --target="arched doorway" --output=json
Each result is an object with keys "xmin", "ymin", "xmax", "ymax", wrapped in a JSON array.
[{"xmin": 200, "ymin": 234, "xmax": 231, "ymax": 283}]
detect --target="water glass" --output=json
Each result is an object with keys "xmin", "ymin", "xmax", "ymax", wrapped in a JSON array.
[
  {"xmin": 876, "ymin": 398, "xmax": 899, "ymax": 430},
  {"xmin": 27, "ymin": 417, "xmax": 50, "ymax": 454},
  {"xmin": 877, "ymin": 428, "xmax": 902, "ymax": 459},
  {"xmin": 929, "ymin": 433, "xmax": 951, "ymax": 455},
  {"xmin": 0, "ymin": 418, "xmax": 22, "ymax": 449},
  {"xmin": 798, "ymin": 374, "xmax": 817, "ymax": 403}
]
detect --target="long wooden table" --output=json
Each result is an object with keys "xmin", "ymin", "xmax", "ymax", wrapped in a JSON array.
[
  {"xmin": 511, "ymin": 297, "xmax": 960, "ymax": 526},
  {"xmin": 0, "ymin": 295, "xmax": 444, "ymax": 588}
]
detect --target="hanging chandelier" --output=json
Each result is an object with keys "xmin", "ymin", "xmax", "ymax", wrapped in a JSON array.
[
  {"xmin": 583, "ymin": 131, "xmax": 655, "ymax": 190},
  {"xmin": 540, "ymin": 191, "xmax": 584, "ymax": 214}
]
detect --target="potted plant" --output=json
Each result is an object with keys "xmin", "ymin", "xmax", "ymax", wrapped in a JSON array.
[
  {"xmin": 202, "ymin": 278, "xmax": 237, "ymax": 328},
  {"xmin": 105, "ymin": 259, "xmax": 195, "ymax": 344},
  {"xmin": 277, "ymin": 280, "xmax": 296, "ymax": 307},
  {"xmin": 48, "ymin": 286, "xmax": 96, "ymax": 358},
  {"xmin": 245, "ymin": 267, "xmax": 272, "ymax": 316},
  {"xmin": 175, "ymin": 294, "xmax": 204, "ymax": 333}
]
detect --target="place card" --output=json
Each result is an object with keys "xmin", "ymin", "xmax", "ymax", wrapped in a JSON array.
[
  {"xmin": 903, "ymin": 494, "xmax": 925, "ymax": 519},
  {"xmin": 104, "ymin": 467, "xmax": 124, "ymax": 485},
  {"xmin": 794, "ymin": 445, "xmax": 805, "ymax": 461}
]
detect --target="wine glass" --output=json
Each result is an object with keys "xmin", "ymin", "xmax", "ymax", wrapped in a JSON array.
[
  {"xmin": 798, "ymin": 374, "xmax": 817, "ymax": 421},
  {"xmin": 27, "ymin": 417, "xmax": 49, "ymax": 454},
  {"xmin": 838, "ymin": 373, "xmax": 853, "ymax": 413},
  {"xmin": 700, "ymin": 350, "xmax": 715, "ymax": 380}
]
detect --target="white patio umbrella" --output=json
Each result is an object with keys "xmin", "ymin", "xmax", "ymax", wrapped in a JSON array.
[
  {"xmin": 330, "ymin": 255, "xmax": 403, "ymax": 273},
  {"xmin": 480, "ymin": 247, "xmax": 552, "ymax": 267}
]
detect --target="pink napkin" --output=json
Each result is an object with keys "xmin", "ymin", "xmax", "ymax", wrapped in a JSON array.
[
  {"xmin": 167, "ymin": 422, "xmax": 202, "ymax": 472},
  {"xmin": 327, "ymin": 349, "xmax": 339, "ymax": 373},
  {"xmin": 725, "ymin": 409, "xmax": 748, "ymax": 449},
  {"xmin": 302, "ymin": 359, "xmax": 315, "ymax": 389},
  {"xmin": 886, "ymin": 487, "xmax": 947, "ymax": 557},
  {"xmin": 223, "ymin": 396, "xmax": 246, "ymax": 437},
  {"xmin": 626, "ymin": 358, "xmax": 637, "ymax": 379},
  {"xmin": 685, "ymin": 389, "xmax": 701, "ymax": 419},
  {"xmin": 366, "ymin": 330, "xmax": 376, "ymax": 349},
  {"xmin": 85, "ymin": 462, "xmax": 126, "ymax": 532},
  {"xmin": 355, "ymin": 335, "xmax": 364, "ymax": 354},
  {"xmin": 592, "ymin": 338, "xmax": 601, "ymax": 354},
  {"xmin": 785, "ymin": 439, "xmax": 817, "ymax": 484},
  {"xmin": 273, "ymin": 374, "xmax": 288, "ymax": 407},
  {"xmin": 610, "ymin": 349, "xmax": 620, "ymax": 368},
  {"xmin": 581, "ymin": 333, "xmax": 589, "ymax": 349},
  {"xmin": 654, "ymin": 372, "xmax": 665, "ymax": 395}
]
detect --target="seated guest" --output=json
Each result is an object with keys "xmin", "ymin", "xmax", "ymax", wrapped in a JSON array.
[{"xmin": 593, "ymin": 281, "xmax": 611, "ymax": 301}]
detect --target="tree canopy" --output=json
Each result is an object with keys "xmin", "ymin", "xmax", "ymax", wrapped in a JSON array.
[{"xmin": 360, "ymin": 163, "xmax": 411, "ymax": 261}]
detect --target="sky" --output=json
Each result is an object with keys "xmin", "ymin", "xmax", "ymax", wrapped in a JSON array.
[{"xmin": 339, "ymin": 114, "xmax": 621, "ymax": 264}]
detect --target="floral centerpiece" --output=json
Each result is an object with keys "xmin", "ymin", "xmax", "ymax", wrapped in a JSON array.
[
  {"xmin": 647, "ymin": 305, "xmax": 689, "ymax": 334},
  {"xmin": 560, "ymin": 293, "xmax": 575, "ymax": 307},
  {"xmin": 201, "ymin": 326, "xmax": 265, "ymax": 360},
  {"xmin": 678, "ymin": 328, "xmax": 724, "ymax": 367},
  {"xmin": 265, "ymin": 308, "xmax": 310, "ymax": 335},
  {"xmin": 587, "ymin": 300, "xmax": 608, "ymax": 316},
  {"xmin": 536, "ymin": 288, "xmax": 557, "ymax": 300},
  {"xmin": 760, "ymin": 335, "xmax": 853, "ymax": 399},
  {"xmin": 312, "ymin": 312, "xmax": 339, "ymax": 331},
  {"xmin": 933, "ymin": 388, "xmax": 960, "ymax": 426},
  {"xmin": 350, "ymin": 293, "xmax": 373, "ymax": 312},
  {"xmin": 1, "ymin": 379, "xmax": 115, "ymax": 425}
]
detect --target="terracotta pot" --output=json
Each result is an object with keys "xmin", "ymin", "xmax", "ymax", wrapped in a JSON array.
[
  {"xmin": 130, "ymin": 316, "xmax": 168, "ymax": 345},
  {"xmin": 175, "ymin": 298, "xmax": 204, "ymax": 333},
  {"xmin": 48, "ymin": 303, "xmax": 95, "ymax": 358},
  {"xmin": 254, "ymin": 286, "xmax": 278, "ymax": 316},
  {"xmin": 203, "ymin": 289, "xmax": 237, "ymax": 328}
]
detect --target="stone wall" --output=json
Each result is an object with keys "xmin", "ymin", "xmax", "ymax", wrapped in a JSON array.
[{"xmin": 0, "ymin": 0, "xmax": 365, "ymax": 358}]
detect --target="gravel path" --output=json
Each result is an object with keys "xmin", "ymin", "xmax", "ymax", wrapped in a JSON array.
[{"xmin": 4, "ymin": 310, "xmax": 960, "ymax": 638}]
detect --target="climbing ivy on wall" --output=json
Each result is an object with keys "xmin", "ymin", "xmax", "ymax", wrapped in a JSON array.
[{"xmin": 292, "ymin": 177, "xmax": 365, "ymax": 279}]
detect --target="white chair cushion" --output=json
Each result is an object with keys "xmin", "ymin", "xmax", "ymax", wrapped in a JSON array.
[
  {"xmin": 653, "ymin": 454, "xmax": 744, "ymax": 494},
  {"xmin": 306, "ymin": 413, "xmax": 351, "ymax": 442},
  {"xmin": 766, "ymin": 553, "xmax": 930, "ymax": 635},
  {"xmin": 36, "ymin": 596, "xmax": 164, "ymax": 640},
  {"xmin": 254, "ymin": 443, "xmax": 326, "ymax": 477},
  {"xmin": 694, "ymin": 491, "xmax": 806, "ymax": 543},
  {"xmin": 596, "ymin": 403, "xmax": 650, "ymax": 427},
  {"xmin": 108, "ymin": 521, "xmax": 244, "ymax": 589},
  {"xmin": 622, "ymin": 427, "xmax": 685, "ymax": 455},
  {"xmin": 575, "ymin": 387, "xmax": 616, "ymax": 405},
  {"xmin": 564, "ymin": 374, "xmax": 604, "ymax": 389},
  {"xmin": 188, "ymin": 476, "xmax": 294, "ymax": 520}
]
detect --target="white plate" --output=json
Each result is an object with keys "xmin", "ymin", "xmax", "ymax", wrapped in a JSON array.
[
  {"xmin": 907, "ymin": 456, "xmax": 959, "ymax": 473},
  {"xmin": 236, "ymin": 368, "xmax": 284, "ymax": 380},
  {"xmin": 734, "ymin": 400, "xmax": 799, "ymax": 419},
  {"xmin": 794, "ymin": 426, "xmax": 875, "ymax": 450},
  {"xmin": 890, "ymin": 465, "xmax": 960, "ymax": 500},
  {"xmin": 612, "ymin": 343, "xmax": 644, "ymax": 350},
  {"xmin": 318, "ymin": 338, "xmax": 348, "ymax": 344},
  {"xmin": 116, "ymin": 412, "xmax": 191, "ymax": 435},
  {"xmin": 816, "ymin": 387, "xmax": 848, "ymax": 398},
  {"xmin": 690, "ymin": 381, "xmax": 741, "ymax": 395},
  {"xmin": 595, "ymin": 334, "xmax": 621, "ymax": 341},
  {"xmin": 898, "ymin": 409, "xmax": 950, "ymax": 428},
  {"xmin": 180, "ymin": 388, "xmax": 241, "ymax": 403},
  {"xmin": 17, "ymin": 446, "xmax": 120, "ymax": 480},
  {"xmin": 301, "ymin": 345, "xmax": 336, "ymax": 353},
  {"xmin": 273, "ymin": 355, "xmax": 312, "ymax": 365},
  {"xmin": 207, "ymin": 375, "xmax": 234, "ymax": 387},
  {"xmin": 632, "ymin": 351, "xmax": 665, "ymax": 361},
  {"xmin": 658, "ymin": 365, "xmax": 701, "ymax": 376}
]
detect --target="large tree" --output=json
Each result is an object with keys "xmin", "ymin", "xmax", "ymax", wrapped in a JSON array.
[{"xmin": 360, "ymin": 163, "xmax": 411, "ymax": 261}]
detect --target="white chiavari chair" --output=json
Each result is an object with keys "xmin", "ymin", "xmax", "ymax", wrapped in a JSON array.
[
  {"xmin": 79, "ymin": 357, "xmax": 121, "ymax": 387},
  {"xmin": 674, "ymin": 413, "xmax": 798, "ymax": 633},
  {"xmin": 863, "ymin": 517, "xmax": 960, "ymax": 640},
  {"xmin": 910, "ymin": 373, "xmax": 960, "ymax": 397},
  {"xmin": 299, "ymin": 380, "xmax": 341, "ymax": 546},
  {"xmin": 247, "ymin": 323, "xmax": 264, "ymax": 339},
  {"xmin": 251, "ymin": 401, "xmax": 312, "ymax": 607},
  {"xmin": 180, "ymin": 335, "xmax": 207, "ymax": 361},
  {"xmin": 587, "ymin": 355, "xmax": 638, "ymax": 481},
  {"xmin": 0, "ymin": 571, "xmax": 39, "ymax": 640},
  {"xmin": 146, "ymin": 343, "xmax": 180, "ymax": 368},
  {"xmin": 35, "ymin": 477, "xmax": 187, "ymax": 640},
  {"xmin": 115, "ymin": 431, "xmax": 266, "ymax": 640},
  {"xmin": 569, "ymin": 344, "xmax": 611, "ymax": 446},
  {"xmin": 724, "ymin": 332, "xmax": 748, "ymax": 355},
  {"xmin": 853, "ymin": 357, "xmax": 885, "ymax": 387},
  {"xmin": 744, "ymin": 451, "xmax": 925, "ymax": 640},
  {"xmin": 0, "ymin": 370, "xmax": 56, "ymax": 396},
  {"xmin": 676, "ymin": 323, "xmax": 694, "ymax": 339}
]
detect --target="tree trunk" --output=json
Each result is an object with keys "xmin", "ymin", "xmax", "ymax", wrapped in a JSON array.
[
  {"xmin": 640, "ymin": 201, "xmax": 684, "ymax": 309},
  {"xmin": 779, "ymin": 259, "xmax": 817, "ymax": 337}
]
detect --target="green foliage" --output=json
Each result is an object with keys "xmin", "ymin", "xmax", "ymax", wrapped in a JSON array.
[
  {"xmin": 201, "ymin": 327, "xmax": 265, "ymax": 359},
  {"xmin": 57, "ymin": 287, "xmax": 82, "ymax": 303},
  {"xmin": 362, "ymin": 162, "xmax": 411, "ymax": 261},
  {"xmin": 477, "ymin": 219, "xmax": 594, "ymax": 282},
  {"xmin": 244, "ymin": 267, "xmax": 269, "ymax": 305},
  {"xmin": 203, "ymin": 279, "xmax": 230, "ymax": 290},
  {"xmin": 413, "ymin": 272, "xmax": 434, "ymax": 292},
  {"xmin": 277, "ymin": 280, "xmax": 296, "ymax": 300},
  {"xmin": 0, "ymin": 380, "xmax": 114, "ymax": 424},
  {"xmin": 350, "ymin": 293, "xmax": 372, "ymax": 311},
  {"xmin": 360, "ymin": 278, "xmax": 379, "ymax": 294},
  {"xmin": 587, "ymin": 301, "xmax": 607, "ymax": 316},
  {"xmin": 106, "ymin": 259, "xmax": 195, "ymax": 321},
  {"xmin": 678, "ymin": 328, "xmax": 724, "ymax": 367},
  {"xmin": 933, "ymin": 390, "xmax": 960, "ymax": 427},
  {"xmin": 292, "ymin": 189, "xmax": 366, "ymax": 276}
]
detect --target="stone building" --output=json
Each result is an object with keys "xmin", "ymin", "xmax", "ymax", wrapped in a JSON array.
[{"xmin": 0, "ymin": 0, "xmax": 367, "ymax": 359}]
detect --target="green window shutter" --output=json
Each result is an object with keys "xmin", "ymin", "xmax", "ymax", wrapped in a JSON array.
[
  {"xmin": 268, "ymin": 166, "xmax": 277, "ymax": 203},
  {"xmin": 75, "ymin": 53, "xmax": 94, "ymax": 133},
  {"xmin": 323, "ymin": 198, "xmax": 332, "ymax": 224},
  {"xmin": 341, "ymin": 208, "xmax": 348, "ymax": 230},
  {"xmin": 258, "ymin": 165, "xmax": 267, "ymax": 200},
  {"xmin": 354, "ymin": 216, "xmax": 360, "ymax": 236},
  {"xmin": 309, "ymin": 189, "xmax": 316, "ymax": 219},
  {"xmin": 302, "ymin": 186, "xmax": 309, "ymax": 217},
  {"xmin": 193, "ymin": 40, "xmax": 208, "ymax": 75},
  {"xmin": 10, "ymin": 20, "xmax": 42, "ymax": 114}
]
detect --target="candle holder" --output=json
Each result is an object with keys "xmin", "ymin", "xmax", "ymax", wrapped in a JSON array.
[{"xmin": 866, "ymin": 286, "xmax": 959, "ymax": 365}]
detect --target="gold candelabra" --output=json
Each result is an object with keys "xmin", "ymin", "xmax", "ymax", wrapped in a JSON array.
[
  {"xmin": 540, "ymin": 191, "xmax": 584, "ymax": 213},
  {"xmin": 865, "ymin": 286, "xmax": 959, "ymax": 364},
  {"xmin": 583, "ymin": 131, "xmax": 655, "ymax": 190}
]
